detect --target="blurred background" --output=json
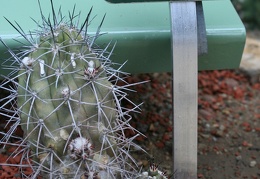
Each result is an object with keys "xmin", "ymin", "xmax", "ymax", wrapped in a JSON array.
[{"xmin": 231, "ymin": 0, "xmax": 260, "ymax": 30}]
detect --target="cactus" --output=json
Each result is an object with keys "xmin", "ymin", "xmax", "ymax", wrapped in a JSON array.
[
  {"xmin": 138, "ymin": 161, "xmax": 171, "ymax": 179},
  {"xmin": 0, "ymin": 1, "xmax": 148, "ymax": 178}
]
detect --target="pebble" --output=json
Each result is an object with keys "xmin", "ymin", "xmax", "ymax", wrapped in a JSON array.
[
  {"xmin": 199, "ymin": 109, "xmax": 214, "ymax": 120},
  {"xmin": 249, "ymin": 160, "xmax": 257, "ymax": 167},
  {"xmin": 224, "ymin": 78, "xmax": 239, "ymax": 88},
  {"xmin": 238, "ymin": 146, "xmax": 243, "ymax": 151},
  {"xmin": 0, "ymin": 148, "xmax": 6, "ymax": 154},
  {"xmin": 219, "ymin": 124, "xmax": 225, "ymax": 131},
  {"xmin": 212, "ymin": 137, "xmax": 218, "ymax": 142},
  {"xmin": 236, "ymin": 155, "xmax": 242, "ymax": 161},
  {"xmin": 205, "ymin": 123, "xmax": 211, "ymax": 132},
  {"xmin": 200, "ymin": 133, "xmax": 210, "ymax": 139}
]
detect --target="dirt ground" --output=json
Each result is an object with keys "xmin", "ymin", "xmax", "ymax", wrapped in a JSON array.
[
  {"xmin": 127, "ymin": 71, "xmax": 259, "ymax": 179},
  {"xmin": 126, "ymin": 34, "xmax": 260, "ymax": 179}
]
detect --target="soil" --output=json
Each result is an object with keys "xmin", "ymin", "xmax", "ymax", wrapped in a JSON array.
[
  {"xmin": 0, "ymin": 36, "xmax": 260, "ymax": 178},
  {"xmin": 127, "ymin": 70, "xmax": 260, "ymax": 179}
]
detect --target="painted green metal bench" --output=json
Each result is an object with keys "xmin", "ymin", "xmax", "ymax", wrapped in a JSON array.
[
  {"xmin": 0, "ymin": 0, "xmax": 245, "ymax": 178},
  {"xmin": 0, "ymin": 0, "xmax": 245, "ymax": 74}
]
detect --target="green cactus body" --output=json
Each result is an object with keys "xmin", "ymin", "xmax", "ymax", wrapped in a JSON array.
[
  {"xmin": 0, "ymin": 1, "xmax": 148, "ymax": 178},
  {"xmin": 17, "ymin": 22, "xmax": 124, "ymax": 177}
]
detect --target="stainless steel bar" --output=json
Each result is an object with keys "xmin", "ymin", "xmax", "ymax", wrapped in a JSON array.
[
  {"xmin": 196, "ymin": 1, "xmax": 208, "ymax": 55},
  {"xmin": 170, "ymin": 2, "xmax": 198, "ymax": 179}
]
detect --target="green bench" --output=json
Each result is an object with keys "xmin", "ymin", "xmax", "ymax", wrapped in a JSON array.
[
  {"xmin": 0, "ymin": 0, "xmax": 245, "ymax": 178},
  {"xmin": 0, "ymin": 0, "xmax": 245, "ymax": 74}
]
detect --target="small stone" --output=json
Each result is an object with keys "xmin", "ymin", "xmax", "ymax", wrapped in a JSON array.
[
  {"xmin": 219, "ymin": 124, "xmax": 225, "ymax": 131},
  {"xmin": 224, "ymin": 78, "xmax": 239, "ymax": 88},
  {"xmin": 0, "ymin": 148, "xmax": 6, "ymax": 154},
  {"xmin": 236, "ymin": 155, "xmax": 242, "ymax": 161},
  {"xmin": 223, "ymin": 148, "xmax": 228, "ymax": 153},
  {"xmin": 205, "ymin": 123, "xmax": 211, "ymax": 128},
  {"xmin": 197, "ymin": 173, "xmax": 204, "ymax": 178},
  {"xmin": 200, "ymin": 133, "xmax": 210, "ymax": 139},
  {"xmin": 155, "ymin": 141, "xmax": 165, "ymax": 149},
  {"xmin": 202, "ymin": 94, "xmax": 216, "ymax": 103},
  {"xmin": 198, "ymin": 151, "xmax": 204, "ymax": 155},
  {"xmin": 149, "ymin": 124, "xmax": 155, "ymax": 131},
  {"xmin": 249, "ymin": 160, "xmax": 257, "ymax": 167},
  {"xmin": 199, "ymin": 109, "xmax": 214, "ymax": 120},
  {"xmin": 211, "ymin": 130, "xmax": 223, "ymax": 138},
  {"xmin": 242, "ymin": 140, "xmax": 252, "ymax": 147}
]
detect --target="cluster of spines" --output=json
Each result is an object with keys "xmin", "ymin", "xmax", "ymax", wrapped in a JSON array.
[
  {"xmin": 138, "ymin": 159, "xmax": 173, "ymax": 179},
  {"xmin": 0, "ymin": 1, "xmax": 145, "ymax": 178}
]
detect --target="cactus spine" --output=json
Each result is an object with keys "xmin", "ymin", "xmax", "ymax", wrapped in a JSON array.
[{"xmin": 0, "ymin": 1, "xmax": 146, "ymax": 178}]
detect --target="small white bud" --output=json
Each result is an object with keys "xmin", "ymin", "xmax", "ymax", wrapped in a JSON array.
[
  {"xmin": 88, "ymin": 60, "xmax": 95, "ymax": 68},
  {"xmin": 141, "ymin": 172, "xmax": 148, "ymax": 176},
  {"xmin": 54, "ymin": 31, "xmax": 59, "ymax": 37},
  {"xmin": 21, "ymin": 57, "xmax": 34, "ymax": 67},
  {"xmin": 70, "ymin": 53, "xmax": 76, "ymax": 68},
  {"xmin": 39, "ymin": 59, "xmax": 46, "ymax": 77},
  {"xmin": 61, "ymin": 87, "xmax": 70, "ymax": 98},
  {"xmin": 60, "ymin": 129, "xmax": 69, "ymax": 140},
  {"xmin": 87, "ymin": 60, "xmax": 95, "ymax": 74}
]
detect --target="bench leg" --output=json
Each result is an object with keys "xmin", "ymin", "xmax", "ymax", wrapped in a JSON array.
[{"xmin": 170, "ymin": 2, "xmax": 198, "ymax": 179}]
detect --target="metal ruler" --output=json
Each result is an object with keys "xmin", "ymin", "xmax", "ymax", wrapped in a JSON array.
[{"xmin": 170, "ymin": 2, "xmax": 207, "ymax": 178}]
